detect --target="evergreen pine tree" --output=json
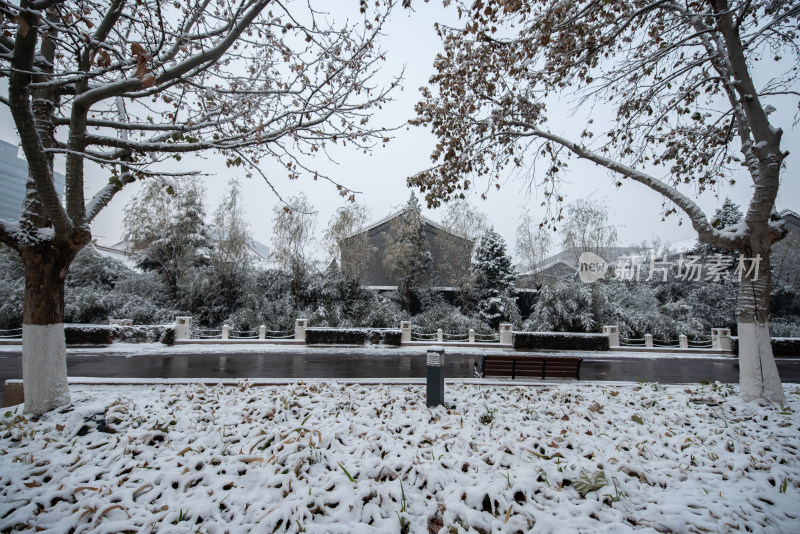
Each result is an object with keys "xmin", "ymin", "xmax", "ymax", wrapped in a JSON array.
[
  {"xmin": 697, "ymin": 198, "xmax": 744, "ymax": 258},
  {"xmin": 123, "ymin": 179, "xmax": 211, "ymax": 299},
  {"xmin": 471, "ymin": 228, "xmax": 519, "ymax": 329},
  {"xmin": 382, "ymin": 193, "xmax": 433, "ymax": 313}
]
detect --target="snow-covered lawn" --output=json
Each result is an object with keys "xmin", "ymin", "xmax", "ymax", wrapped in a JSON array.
[{"xmin": 1, "ymin": 381, "xmax": 798, "ymax": 533}]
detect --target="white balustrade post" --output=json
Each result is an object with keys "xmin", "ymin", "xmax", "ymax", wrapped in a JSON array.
[
  {"xmin": 295, "ymin": 319, "xmax": 308, "ymax": 341},
  {"xmin": 400, "ymin": 321, "xmax": 412, "ymax": 343},
  {"xmin": 174, "ymin": 316, "xmax": 192, "ymax": 340},
  {"xmin": 221, "ymin": 325, "xmax": 230, "ymax": 340},
  {"xmin": 469, "ymin": 329, "xmax": 475, "ymax": 343},
  {"xmin": 679, "ymin": 334, "xmax": 688, "ymax": 349},
  {"xmin": 602, "ymin": 325, "xmax": 620, "ymax": 348},
  {"xmin": 259, "ymin": 325, "xmax": 266, "ymax": 340},
  {"xmin": 712, "ymin": 328, "xmax": 731, "ymax": 351},
  {"xmin": 499, "ymin": 323, "xmax": 513, "ymax": 345},
  {"xmin": 645, "ymin": 334, "xmax": 653, "ymax": 348},
  {"xmin": 437, "ymin": 328, "xmax": 443, "ymax": 343}
]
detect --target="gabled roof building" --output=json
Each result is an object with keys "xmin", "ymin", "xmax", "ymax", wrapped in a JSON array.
[{"xmin": 339, "ymin": 210, "xmax": 473, "ymax": 289}]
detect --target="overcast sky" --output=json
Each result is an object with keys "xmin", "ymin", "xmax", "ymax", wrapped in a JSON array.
[{"xmin": 1, "ymin": 2, "xmax": 798, "ymax": 260}]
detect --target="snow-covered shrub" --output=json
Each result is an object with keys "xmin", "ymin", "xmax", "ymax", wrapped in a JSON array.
[
  {"xmin": 524, "ymin": 281, "xmax": 598, "ymax": 333},
  {"xmin": 0, "ymin": 288, "xmax": 22, "ymax": 331},
  {"xmin": 305, "ymin": 328, "xmax": 367, "ymax": 345},
  {"xmin": 159, "ymin": 327, "xmax": 175, "ymax": 345},
  {"xmin": 61, "ymin": 248, "xmax": 179, "ymax": 325},
  {"xmin": 771, "ymin": 319, "xmax": 800, "ymax": 338},
  {"xmin": 251, "ymin": 294, "xmax": 297, "ymax": 332},
  {"xmin": 513, "ymin": 331, "xmax": 609, "ymax": 351},
  {"xmin": 733, "ymin": 336, "xmax": 800, "ymax": 358},
  {"xmin": 368, "ymin": 329, "xmax": 402, "ymax": 346},
  {"xmin": 66, "ymin": 247, "xmax": 128, "ymax": 289},
  {"xmin": 524, "ymin": 279, "xmax": 723, "ymax": 342},
  {"xmin": 223, "ymin": 308, "xmax": 264, "ymax": 332},
  {"xmin": 412, "ymin": 301, "xmax": 493, "ymax": 335},
  {"xmin": 771, "ymin": 282, "xmax": 800, "ymax": 332},
  {"xmin": 64, "ymin": 325, "xmax": 113, "ymax": 345},
  {"xmin": 303, "ymin": 304, "xmax": 347, "ymax": 329},
  {"xmin": 0, "ymin": 247, "xmax": 24, "ymax": 329},
  {"xmin": 663, "ymin": 278, "xmax": 737, "ymax": 334},
  {"xmin": 356, "ymin": 293, "xmax": 409, "ymax": 329},
  {"xmin": 771, "ymin": 337, "xmax": 800, "ymax": 357},
  {"xmin": 64, "ymin": 289, "xmax": 113, "ymax": 324},
  {"xmin": 63, "ymin": 324, "xmax": 175, "ymax": 345},
  {"xmin": 114, "ymin": 296, "xmax": 177, "ymax": 326},
  {"xmin": 306, "ymin": 327, "xmax": 402, "ymax": 346},
  {"xmin": 64, "ymin": 282, "xmax": 177, "ymax": 326}
]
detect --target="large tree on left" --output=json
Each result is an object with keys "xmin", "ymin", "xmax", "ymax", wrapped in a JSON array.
[{"xmin": 0, "ymin": 0, "xmax": 396, "ymax": 414}]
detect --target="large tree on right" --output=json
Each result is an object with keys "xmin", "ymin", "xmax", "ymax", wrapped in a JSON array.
[{"xmin": 411, "ymin": 0, "xmax": 799, "ymax": 403}]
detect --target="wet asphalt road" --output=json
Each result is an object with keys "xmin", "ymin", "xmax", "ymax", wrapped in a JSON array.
[{"xmin": 2, "ymin": 346, "xmax": 800, "ymax": 400}]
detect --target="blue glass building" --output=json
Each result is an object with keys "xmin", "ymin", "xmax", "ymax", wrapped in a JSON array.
[{"xmin": 0, "ymin": 139, "xmax": 65, "ymax": 222}]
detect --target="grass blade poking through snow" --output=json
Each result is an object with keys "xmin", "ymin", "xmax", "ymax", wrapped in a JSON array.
[
  {"xmin": 573, "ymin": 469, "xmax": 608, "ymax": 498},
  {"xmin": 338, "ymin": 462, "xmax": 356, "ymax": 484}
]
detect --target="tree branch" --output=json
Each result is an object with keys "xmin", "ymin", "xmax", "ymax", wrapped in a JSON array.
[
  {"xmin": 72, "ymin": 0, "xmax": 271, "ymax": 109},
  {"xmin": 504, "ymin": 121, "xmax": 741, "ymax": 249},
  {"xmin": 0, "ymin": 219, "xmax": 19, "ymax": 249},
  {"xmin": 8, "ymin": 2, "xmax": 71, "ymax": 234}
]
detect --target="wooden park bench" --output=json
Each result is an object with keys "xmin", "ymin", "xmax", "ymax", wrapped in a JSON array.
[{"xmin": 474, "ymin": 355, "xmax": 583, "ymax": 380}]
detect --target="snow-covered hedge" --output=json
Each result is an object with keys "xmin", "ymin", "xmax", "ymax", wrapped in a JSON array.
[
  {"xmin": 731, "ymin": 336, "xmax": 800, "ymax": 358},
  {"xmin": 368, "ymin": 329, "xmax": 402, "ymax": 346},
  {"xmin": 412, "ymin": 301, "xmax": 494, "ymax": 336},
  {"xmin": 513, "ymin": 331, "xmax": 609, "ymax": 351},
  {"xmin": 305, "ymin": 328, "xmax": 402, "ymax": 346},
  {"xmin": 64, "ymin": 324, "xmax": 175, "ymax": 345}
]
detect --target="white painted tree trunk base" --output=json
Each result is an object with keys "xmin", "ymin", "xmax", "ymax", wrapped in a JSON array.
[
  {"xmin": 22, "ymin": 324, "xmax": 70, "ymax": 415},
  {"xmin": 738, "ymin": 321, "xmax": 785, "ymax": 404}
]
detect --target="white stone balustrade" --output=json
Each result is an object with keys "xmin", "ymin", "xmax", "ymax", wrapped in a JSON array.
[
  {"xmin": 602, "ymin": 325, "xmax": 620, "ymax": 348},
  {"xmin": 400, "ymin": 321, "xmax": 411, "ymax": 343},
  {"xmin": 499, "ymin": 323, "xmax": 513, "ymax": 345},
  {"xmin": 295, "ymin": 319, "xmax": 308, "ymax": 341},
  {"xmin": 712, "ymin": 328, "xmax": 732, "ymax": 350},
  {"xmin": 174, "ymin": 316, "xmax": 192, "ymax": 340}
]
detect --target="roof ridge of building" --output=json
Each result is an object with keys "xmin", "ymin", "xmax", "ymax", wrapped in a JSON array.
[{"xmin": 342, "ymin": 209, "xmax": 472, "ymax": 243}]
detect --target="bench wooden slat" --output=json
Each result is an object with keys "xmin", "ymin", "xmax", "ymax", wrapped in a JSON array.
[{"xmin": 478, "ymin": 355, "xmax": 582, "ymax": 380}]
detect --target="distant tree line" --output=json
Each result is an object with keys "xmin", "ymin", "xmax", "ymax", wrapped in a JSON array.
[{"xmin": 1, "ymin": 194, "xmax": 797, "ymax": 338}]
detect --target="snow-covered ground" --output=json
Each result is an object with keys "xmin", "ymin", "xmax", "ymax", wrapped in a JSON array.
[{"xmin": 1, "ymin": 381, "xmax": 798, "ymax": 533}]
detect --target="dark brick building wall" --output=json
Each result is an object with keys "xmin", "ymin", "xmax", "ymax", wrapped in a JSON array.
[{"xmin": 340, "ymin": 213, "xmax": 473, "ymax": 288}]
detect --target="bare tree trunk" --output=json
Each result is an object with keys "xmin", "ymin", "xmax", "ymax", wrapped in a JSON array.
[
  {"xmin": 737, "ymin": 242, "xmax": 785, "ymax": 404},
  {"xmin": 403, "ymin": 284, "xmax": 413, "ymax": 315},
  {"xmin": 20, "ymin": 240, "xmax": 84, "ymax": 415}
]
